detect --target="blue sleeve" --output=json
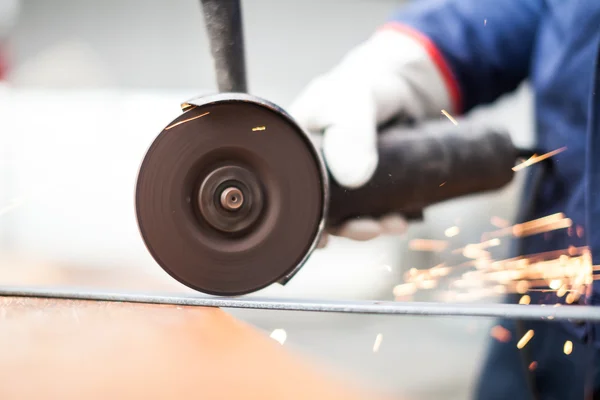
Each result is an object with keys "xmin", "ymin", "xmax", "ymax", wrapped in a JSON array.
[{"xmin": 390, "ymin": 0, "xmax": 545, "ymax": 113}]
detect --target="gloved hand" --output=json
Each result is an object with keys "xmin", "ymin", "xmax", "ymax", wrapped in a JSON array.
[{"xmin": 289, "ymin": 24, "xmax": 459, "ymax": 245}]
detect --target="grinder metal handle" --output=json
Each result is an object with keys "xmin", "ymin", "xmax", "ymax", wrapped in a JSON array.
[{"xmin": 200, "ymin": 0, "xmax": 247, "ymax": 93}]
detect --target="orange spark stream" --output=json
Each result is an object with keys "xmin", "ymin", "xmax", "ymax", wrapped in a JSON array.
[
  {"xmin": 165, "ymin": 112, "xmax": 210, "ymax": 130},
  {"xmin": 517, "ymin": 330, "xmax": 534, "ymax": 349},
  {"xmin": 408, "ymin": 239, "xmax": 449, "ymax": 252},
  {"xmin": 512, "ymin": 147, "xmax": 567, "ymax": 171}
]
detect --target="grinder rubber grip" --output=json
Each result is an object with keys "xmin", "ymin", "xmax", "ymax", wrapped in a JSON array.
[{"xmin": 322, "ymin": 123, "xmax": 518, "ymax": 228}]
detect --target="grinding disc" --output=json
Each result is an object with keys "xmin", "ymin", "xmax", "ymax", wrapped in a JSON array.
[{"xmin": 135, "ymin": 93, "xmax": 327, "ymax": 296}]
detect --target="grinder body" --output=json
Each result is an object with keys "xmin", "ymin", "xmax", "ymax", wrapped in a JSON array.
[
  {"xmin": 135, "ymin": 92, "xmax": 517, "ymax": 296},
  {"xmin": 135, "ymin": 0, "xmax": 519, "ymax": 296}
]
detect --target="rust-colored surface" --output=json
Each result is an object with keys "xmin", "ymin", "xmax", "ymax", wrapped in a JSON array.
[{"xmin": 0, "ymin": 297, "xmax": 392, "ymax": 400}]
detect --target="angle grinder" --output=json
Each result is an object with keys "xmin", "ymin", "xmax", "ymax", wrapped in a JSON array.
[{"xmin": 134, "ymin": 0, "xmax": 520, "ymax": 296}]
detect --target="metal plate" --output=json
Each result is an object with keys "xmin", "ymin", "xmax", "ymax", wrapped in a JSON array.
[
  {"xmin": 135, "ymin": 94, "xmax": 326, "ymax": 296},
  {"xmin": 2, "ymin": 287, "xmax": 600, "ymax": 322}
]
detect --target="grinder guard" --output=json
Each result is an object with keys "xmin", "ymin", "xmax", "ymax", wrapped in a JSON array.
[{"xmin": 135, "ymin": 93, "xmax": 329, "ymax": 296}]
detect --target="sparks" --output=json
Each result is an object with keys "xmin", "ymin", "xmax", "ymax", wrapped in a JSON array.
[
  {"xmin": 453, "ymin": 238, "xmax": 501, "ymax": 254},
  {"xmin": 270, "ymin": 329, "xmax": 287, "ymax": 345},
  {"xmin": 485, "ymin": 213, "xmax": 571, "ymax": 239},
  {"xmin": 441, "ymin": 109, "xmax": 458, "ymax": 125},
  {"xmin": 519, "ymin": 295, "xmax": 531, "ymax": 305},
  {"xmin": 429, "ymin": 263, "xmax": 451, "ymax": 277},
  {"xmin": 396, "ymin": 212, "xmax": 592, "ymax": 304},
  {"xmin": 512, "ymin": 147, "xmax": 567, "ymax": 172},
  {"xmin": 529, "ymin": 361, "xmax": 537, "ymax": 371},
  {"xmin": 409, "ymin": 239, "xmax": 449, "ymax": 252},
  {"xmin": 549, "ymin": 279, "xmax": 562, "ymax": 290},
  {"xmin": 516, "ymin": 280, "xmax": 530, "ymax": 294},
  {"xmin": 373, "ymin": 333, "xmax": 383, "ymax": 353},
  {"xmin": 515, "ymin": 218, "xmax": 572, "ymax": 238},
  {"xmin": 491, "ymin": 216, "xmax": 510, "ymax": 228},
  {"xmin": 490, "ymin": 325, "xmax": 512, "ymax": 343},
  {"xmin": 445, "ymin": 226, "xmax": 460, "ymax": 238},
  {"xmin": 517, "ymin": 330, "xmax": 534, "ymax": 349},
  {"xmin": 180, "ymin": 103, "xmax": 197, "ymax": 112},
  {"xmin": 252, "ymin": 126, "xmax": 266, "ymax": 131},
  {"xmin": 463, "ymin": 246, "xmax": 491, "ymax": 260},
  {"xmin": 165, "ymin": 111, "xmax": 210, "ymax": 130},
  {"xmin": 557, "ymin": 285, "xmax": 568, "ymax": 297},
  {"xmin": 418, "ymin": 280, "xmax": 438, "ymax": 289},
  {"xmin": 393, "ymin": 283, "xmax": 417, "ymax": 298}
]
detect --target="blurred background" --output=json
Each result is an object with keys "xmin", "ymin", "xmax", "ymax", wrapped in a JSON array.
[{"xmin": 0, "ymin": 0, "xmax": 536, "ymax": 398}]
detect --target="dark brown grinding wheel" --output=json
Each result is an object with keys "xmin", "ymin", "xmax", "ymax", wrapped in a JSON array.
[{"xmin": 135, "ymin": 94, "xmax": 327, "ymax": 296}]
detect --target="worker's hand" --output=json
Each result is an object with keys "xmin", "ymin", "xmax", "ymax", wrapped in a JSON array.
[{"xmin": 290, "ymin": 26, "xmax": 456, "ymax": 245}]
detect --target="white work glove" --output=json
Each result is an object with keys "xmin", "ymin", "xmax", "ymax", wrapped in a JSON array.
[{"xmin": 289, "ymin": 26, "xmax": 457, "ymax": 245}]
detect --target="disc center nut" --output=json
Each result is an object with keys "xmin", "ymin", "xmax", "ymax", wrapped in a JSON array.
[
  {"xmin": 220, "ymin": 187, "xmax": 244, "ymax": 211},
  {"xmin": 197, "ymin": 165, "xmax": 263, "ymax": 234}
]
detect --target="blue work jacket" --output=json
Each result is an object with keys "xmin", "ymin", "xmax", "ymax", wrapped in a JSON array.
[{"xmin": 391, "ymin": 0, "xmax": 600, "ymax": 342}]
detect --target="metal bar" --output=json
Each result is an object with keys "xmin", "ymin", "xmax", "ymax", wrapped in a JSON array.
[
  {"xmin": 199, "ymin": 0, "xmax": 247, "ymax": 93},
  {"xmin": 1, "ymin": 287, "xmax": 600, "ymax": 322}
]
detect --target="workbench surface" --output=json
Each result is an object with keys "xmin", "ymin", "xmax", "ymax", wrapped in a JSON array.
[{"xmin": 0, "ymin": 296, "xmax": 394, "ymax": 400}]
